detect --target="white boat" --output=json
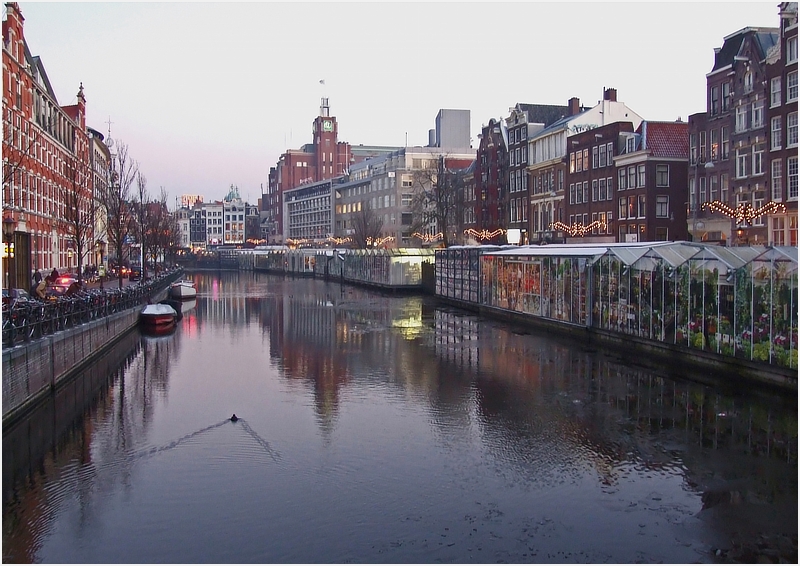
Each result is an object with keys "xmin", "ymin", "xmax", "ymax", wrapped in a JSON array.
[
  {"xmin": 139, "ymin": 303, "xmax": 178, "ymax": 333},
  {"xmin": 169, "ymin": 280, "xmax": 197, "ymax": 300}
]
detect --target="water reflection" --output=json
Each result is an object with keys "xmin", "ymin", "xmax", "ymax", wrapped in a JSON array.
[{"xmin": 2, "ymin": 271, "xmax": 796, "ymax": 563}]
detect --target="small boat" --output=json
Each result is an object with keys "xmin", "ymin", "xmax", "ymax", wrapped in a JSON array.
[
  {"xmin": 169, "ymin": 280, "xmax": 197, "ymax": 300},
  {"xmin": 159, "ymin": 298, "xmax": 184, "ymax": 320},
  {"xmin": 140, "ymin": 303, "xmax": 178, "ymax": 331}
]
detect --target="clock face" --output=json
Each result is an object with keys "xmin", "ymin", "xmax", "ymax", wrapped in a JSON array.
[{"xmin": 323, "ymin": 120, "xmax": 333, "ymax": 132}]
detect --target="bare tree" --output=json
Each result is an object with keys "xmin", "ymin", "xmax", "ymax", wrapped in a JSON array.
[
  {"xmin": 409, "ymin": 155, "xmax": 462, "ymax": 247},
  {"xmin": 350, "ymin": 203, "xmax": 384, "ymax": 248},
  {"xmin": 143, "ymin": 187, "xmax": 171, "ymax": 274},
  {"xmin": 105, "ymin": 142, "xmax": 138, "ymax": 289},
  {"xmin": 133, "ymin": 172, "xmax": 149, "ymax": 277},
  {"xmin": 60, "ymin": 155, "xmax": 98, "ymax": 283}
]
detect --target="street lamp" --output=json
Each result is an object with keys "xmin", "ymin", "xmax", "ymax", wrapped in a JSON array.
[
  {"xmin": 96, "ymin": 239, "xmax": 106, "ymax": 288},
  {"xmin": 3, "ymin": 215, "xmax": 17, "ymax": 289}
]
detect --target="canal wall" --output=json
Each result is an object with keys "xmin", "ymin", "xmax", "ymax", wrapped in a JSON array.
[{"xmin": 2, "ymin": 282, "xmax": 174, "ymax": 428}]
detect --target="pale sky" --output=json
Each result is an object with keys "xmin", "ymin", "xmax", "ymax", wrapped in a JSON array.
[{"xmin": 12, "ymin": 1, "xmax": 782, "ymax": 206}]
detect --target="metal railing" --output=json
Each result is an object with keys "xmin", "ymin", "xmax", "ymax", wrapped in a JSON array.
[{"xmin": 2, "ymin": 269, "xmax": 181, "ymax": 348}]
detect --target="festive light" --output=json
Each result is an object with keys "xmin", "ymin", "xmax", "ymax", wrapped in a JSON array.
[
  {"xmin": 701, "ymin": 200, "xmax": 787, "ymax": 225},
  {"xmin": 326, "ymin": 236, "xmax": 352, "ymax": 245},
  {"xmin": 463, "ymin": 228, "xmax": 506, "ymax": 241},
  {"xmin": 550, "ymin": 220, "xmax": 606, "ymax": 237},
  {"xmin": 366, "ymin": 236, "xmax": 395, "ymax": 247},
  {"xmin": 412, "ymin": 232, "xmax": 443, "ymax": 243}
]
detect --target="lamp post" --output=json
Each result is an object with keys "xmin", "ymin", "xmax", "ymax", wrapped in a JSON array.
[{"xmin": 96, "ymin": 239, "xmax": 106, "ymax": 288}]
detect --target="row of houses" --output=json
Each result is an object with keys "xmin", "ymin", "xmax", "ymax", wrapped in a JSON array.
[{"xmin": 259, "ymin": 3, "xmax": 797, "ymax": 251}]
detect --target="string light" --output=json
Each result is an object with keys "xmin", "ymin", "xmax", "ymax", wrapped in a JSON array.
[
  {"xmin": 701, "ymin": 200, "xmax": 787, "ymax": 225},
  {"xmin": 326, "ymin": 236, "xmax": 352, "ymax": 245},
  {"xmin": 463, "ymin": 228, "xmax": 506, "ymax": 241},
  {"xmin": 366, "ymin": 236, "xmax": 395, "ymax": 247},
  {"xmin": 550, "ymin": 220, "xmax": 606, "ymax": 237},
  {"xmin": 411, "ymin": 232, "xmax": 443, "ymax": 243}
]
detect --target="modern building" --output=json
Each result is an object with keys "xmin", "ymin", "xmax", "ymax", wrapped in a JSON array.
[{"xmin": 432, "ymin": 109, "xmax": 470, "ymax": 149}]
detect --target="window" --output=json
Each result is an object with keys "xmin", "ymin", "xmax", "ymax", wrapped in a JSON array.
[
  {"xmin": 618, "ymin": 197, "xmax": 627, "ymax": 219},
  {"xmin": 606, "ymin": 211, "xmax": 613, "ymax": 234},
  {"xmin": 772, "ymin": 116, "xmax": 783, "ymax": 150},
  {"xmin": 720, "ymin": 173, "xmax": 729, "ymax": 204},
  {"xmin": 583, "ymin": 181, "xmax": 589, "ymax": 203},
  {"xmin": 655, "ymin": 164, "xmax": 669, "ymax": 186},
  {"xmin": 592, "ymin": 146, "xmax": 599, "ymax": 169},
  {"xmin": 709, "ymin": 174, "xmax": 718, "ymax": 201},
  {"xmin": 690, "ymin": 133, "xmax": 697, "ymax": 164},
  {"xmin": 744, "ymin": 71, "xmax": 753, "ymax": 94},
  {"xmin": 599, "ymin": 144, "xmax": 607, "ymax": 167},
  {"xmin": 772, "ymin": 159, "xmax": 783, "ymax": 201},
  {"xmin": 771, "ymin": 77, "xmax": 782, "ymax": 107},
  {"xmin": 592, "ymin": 179, "xmax": 599, "ymax": 202},
  {"xmin": 736, "ymin": 149, "xmax": 748, "ymax": 178},
  {"xmin": 606, "ymin": 142, "xmax": 613, "ymax": 162},
  {"xmin": 699, "ymin": 176, "xmax": 707, "ymax": 205},
  {"xmin": 753, "ymin": 146, "xmax": 766, "ymax": 177},
  {"xmin": 721, "ymin": 127, "xmax": 730, "ymax": 159},
  {"xmin": 638, "ymin": 195, "xmax": 646, "ymax": 218},
  {"xmin": 655, "ymin": 195, "xmax": 668, "ymax": 218},
  {"xmin": 788, "ymin": 36, "xmax": 798, "ymax": 64},
  {"xmin": 626, "ymin": 136, "xmax": 636, "ymax": 153},
  {"xmin": 637, "ymin": 164, "xmax": 646, "ymax": 187},
  {"xmin": 569, "ymin": 183, "xmax": 575, "ymax": 205},
  {"xmin": 788, "ymin": 71, "xmax": 798, "ymax": 102},
  {"xmin": 788, "ymin": 112, "xmax": 798, "ymax": 147},
  {"xmin": 401, "ymin": 193, "xmax": 412, "ymax": 206},
  {"xmin": 618, "ymin": 168, "xmax": 627, "ymax": 190},
  {"xmin": 582, "ymin": 149, "xmax": 588, "ymax": 171},
  {"xmin": 711, "ymin": 85, "xmax": 719, "ymax": 115},
  {"xmin": 569, "ymin": 152, "xmax": 576, "ymax": 173},
  {"xmin": 722, "ymin": 81, "xmax": 731, "ymax": 111},
  {"xmin": 773, "ymin": 217, "xmax": 786, "ymax": 246},
  {"xmin": 628, "ymin": 196, "xmax": 637, "ymax": 219},
  {"xmin": 699, "ymin": 131, "xmax": 707, "ymax": 161},
  {"xmin": 710, "ymin": 129, "xmax": 719, "ymax": 161},
  {"xmin": 599, "ymin": 178, "xmax": 607, "ymax": 201},
  {"xmin": 751, "ymin": 100, "xmax": 764, "ymax": 129},
  {"xmin": 735, "ymin": 105, "xmax": 747, "ymax": 132},
  {"xmin": 628, "ymin": 166, "xmax": 636, "ymax": 189},
  {"xmin": 789, "ymin": 156, "xmax": 798, "ymax": 200}
]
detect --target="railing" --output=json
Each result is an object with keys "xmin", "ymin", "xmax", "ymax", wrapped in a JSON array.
[{"xmin": 2, "ymin": 268, "xmax": 181, "ymax": 348}]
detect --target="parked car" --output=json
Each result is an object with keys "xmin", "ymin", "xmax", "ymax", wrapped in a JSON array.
[
  {"xmin": 2, "ymin": 288, "xmax": 31, "ymax": 305},
  {"xmin": 129, "ymin": 265, "xmax": 142, "ymax": 281},
  {"xmin": 47, "ymin": 274, "xmax": 81, "ymax": 296}
]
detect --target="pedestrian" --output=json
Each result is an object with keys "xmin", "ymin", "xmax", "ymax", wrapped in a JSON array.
[
  {"xmin": 34, "ymin": 278, "xmax": 47, "ymax": 300},
  {"xmin": 50, "ymin": 267, "xmax": 59, "ymax": 281}
]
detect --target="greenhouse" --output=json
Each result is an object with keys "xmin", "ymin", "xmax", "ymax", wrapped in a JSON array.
[{"xmin": 477, "ymin": 242, "xmax": 798, "ymax": 370}]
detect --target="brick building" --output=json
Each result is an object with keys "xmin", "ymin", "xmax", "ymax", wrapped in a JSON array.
[
  {"xmin": 766, "ymin": 2, "xmax": 798, "ymax": 246},
  {"xmin": 3, "ymin": 2, "xmax": 93, "ymax": 288}
]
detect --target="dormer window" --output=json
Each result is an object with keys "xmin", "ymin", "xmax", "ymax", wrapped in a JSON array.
[{"xmin": 625, "ymin": 136, "xmax": 636, "ymax": 154}]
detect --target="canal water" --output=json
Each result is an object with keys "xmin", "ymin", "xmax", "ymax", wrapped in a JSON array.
[{"xmin": 3, "ymin": 271, "xmax": 797, "ymax": 563}]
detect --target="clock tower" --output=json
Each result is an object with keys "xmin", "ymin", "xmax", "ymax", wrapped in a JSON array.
[{"xmin": 313, "ymin": 97, "xmax": 339, "ymax": 181}]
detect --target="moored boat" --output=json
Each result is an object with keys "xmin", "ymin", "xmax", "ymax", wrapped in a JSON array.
[
  {"xmin": 140, "ymin": 303, "xmax": 178, "ymax": 331},
  {"xmin": 169, "ymin": 280, "xmax": 197, "ymax": 300}
]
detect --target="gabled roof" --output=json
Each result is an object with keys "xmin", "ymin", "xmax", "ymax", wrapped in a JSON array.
[
  {"xmin": 713, "ymin": 27, "xmax": 779, "ymax": 71},
  {"xmin": 638, "ymin": 121, "xmax": 689, "ymax": 159}
]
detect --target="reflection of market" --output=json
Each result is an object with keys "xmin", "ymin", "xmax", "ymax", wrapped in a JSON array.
[
  {"xmin": 431, "ymin": 307, "xmax": 796, "ymax": 493},
  {"xmin": 269, "ymin": 282, "xmax": 437, "ymax": 433}
]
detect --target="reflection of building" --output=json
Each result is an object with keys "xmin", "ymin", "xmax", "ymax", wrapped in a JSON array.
[{"xmin": 2, "ymin": 3, "xmax": 92, "ymax": 282}]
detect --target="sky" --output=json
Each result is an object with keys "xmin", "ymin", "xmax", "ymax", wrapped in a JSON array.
[{"xmin": 11, "ymin": 1, "xmax": 783, "ymax": 206}]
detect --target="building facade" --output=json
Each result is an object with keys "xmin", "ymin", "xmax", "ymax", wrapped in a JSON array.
[
  {"xmin": 766, "ymin": 2, "xmax": 798, "ymax": 246},
  {"xmin": 3, "ymin": 3, "xmax": 94, "ymax": 288}
]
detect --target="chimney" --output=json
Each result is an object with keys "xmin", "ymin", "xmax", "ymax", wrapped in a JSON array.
[
  {"xmin": 568, "ymin": 97, "xmax": 580, "ymax": 116},
  {"xmin": 603, "ymin": 88, "xmax": 618, "ymax": 102}
]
